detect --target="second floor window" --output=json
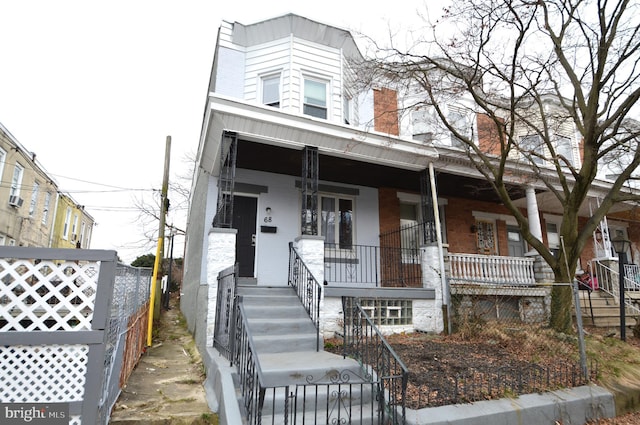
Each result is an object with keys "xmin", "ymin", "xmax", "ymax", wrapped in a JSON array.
[
  {"xmin": 10, "ymin": 163, "xmax": 24, "ymax": 197},
  {"xmin": 29, "ymin": 182, "xmax": 39, "ymax": 216},
  {"xmin": 63, "ymin": 207, "xmax": 72, "ymax": 240},
  {"xmin": 262, "ymin": 74, "xmax": 280, "ymax": 107},
  {"xmin": 555, "ymin": 135, "xmax": 574, "ymax": 166},
  {"xmin": 303, "ymin": 78, "xmax": 328, "ymax": 119},
  {"xmin": 520, "ymin": 134, "xmax": 545, "ymax": 165},
  {"xmin": 42, "ymin": 192, "xmax": 51, "ymax": 225}
]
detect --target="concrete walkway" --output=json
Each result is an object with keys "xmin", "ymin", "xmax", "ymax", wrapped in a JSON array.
[{"xmin": 109, "ymin": 296, "xmax": 217, "ymax": 425}]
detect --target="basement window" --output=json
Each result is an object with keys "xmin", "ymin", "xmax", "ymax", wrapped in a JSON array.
[{"xmin": 360, "ymin": 299, "xmax": 412, "ymax": 326}]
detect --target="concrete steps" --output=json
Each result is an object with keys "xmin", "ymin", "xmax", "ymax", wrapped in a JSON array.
[
  {"xmin": 576, "ymin": 291, "xmax": 638, "ymax": 327},
  {"xmin": 236, "ymin": 285, "xmax": 377, "ymax": 422}
]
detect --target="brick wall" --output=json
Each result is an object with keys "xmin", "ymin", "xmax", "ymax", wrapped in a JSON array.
[{"xmin": 373, "ymin": 87, "xmax": 399, "ymax": 135}]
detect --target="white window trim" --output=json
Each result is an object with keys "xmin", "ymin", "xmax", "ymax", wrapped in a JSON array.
[
  {"xmin": 302, "ymin": 73, "xmax": 331, "ymax": 119},
  {"xmin": 10, "ymin": 163, "xmax": 24, "ymax": 197},
  {"xmin": 63, "ymin": 207, "xmax": 72, "ymax": 240},
  {"xmin": 260, "ymin": 71, "xmax": 281, "ymax": 108},
  {"xmin": 0, "ymin": 147, "xmax": 6, "ymax": 184},
  {"xmin": 319, "ymin": 192, "xmax": 355, "ymax": 249}
]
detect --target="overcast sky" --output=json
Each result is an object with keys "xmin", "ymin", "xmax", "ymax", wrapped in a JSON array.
[{"xmin": 0, "ymin": 0, "xmax": 436, "ymax": 263}]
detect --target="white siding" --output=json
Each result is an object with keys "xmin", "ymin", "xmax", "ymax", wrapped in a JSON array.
[
  {"xmin": 244, "ymin": 38, "xmax": 291, "ymax": 104},
  {"xmin": 215, "ymin": 46, "xmax": 246, "ymax": 98}
]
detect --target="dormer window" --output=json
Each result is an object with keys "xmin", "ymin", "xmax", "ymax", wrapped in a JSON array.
[
  {"xmin": 303, "ymin": 78, "xmax": 328, "ymax": 119},
  {"xmin": 262, "ymin": 74, "xmax": 280, "ymax": 108}
]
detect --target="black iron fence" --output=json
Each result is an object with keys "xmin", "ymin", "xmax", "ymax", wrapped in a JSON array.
[
  {"xmin": 379, "ymin": 223, "xmax": 426, "ymax": 288},
  {"xmin": 257, "ymin": 369, "xmax": 383, "ymax": 425},
  {"xmin": 213, "ymin": 264, "xmax": 238, "ymax": 361},
  {"xmin": 324, "ymin": 243, "xmax": 380, "ymax": 286},
  {"xmin": 343, "ymin": 297, "xmax": 408, "ymax": 424},
  {"xmin": 288, "ymin": 242, "xmax": 322, "ymax": 351},
  {"xmin": 410, "ymin": 361, "xmax": 597, "ymax": 408}
]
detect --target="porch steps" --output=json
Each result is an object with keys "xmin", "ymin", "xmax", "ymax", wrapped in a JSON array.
[
  {"xmin": 577, "ymin": 290, "xmax": 638, "ymax": 328},
  {"xmin": 236, "ymin": 285, "xmax": 378, "ymax": 422}
]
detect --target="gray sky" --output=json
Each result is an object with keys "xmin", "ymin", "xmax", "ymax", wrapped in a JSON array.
[{"xmin": 0, "ymin": 0, "xmax": 434, "ymax": 263}]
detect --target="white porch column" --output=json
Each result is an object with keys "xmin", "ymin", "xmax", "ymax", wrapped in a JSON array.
[
  {"xmin": 418, "ymin": 245, "xmax": 444, "ymax": 333},
  {"xmin": 206, "ymin": 227, "xmax": 237, "ymax": 347},
  {"xmin": 526, "ymin": 186, "xmax": 543, "ymax": 243}
]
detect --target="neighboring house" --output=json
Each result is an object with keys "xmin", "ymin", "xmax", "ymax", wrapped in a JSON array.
[
  {"xmin": 0, "ymin": 121, "xmax": 95, "ymax": 249},
  {"xmin": 50, "ymin": 193, "xmax": 94, "ymax": 249},
  {"xmin": 0, "ymin": 123, "xmax": 58, "ymax": 247},
  {"xmin": 182, "ymin": 14, "xmax": 640, "ymax": 349}
]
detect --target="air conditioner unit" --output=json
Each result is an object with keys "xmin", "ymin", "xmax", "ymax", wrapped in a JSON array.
[{"xmin": 8, "ymin": 195, "xmax": 24, "ymax": 208}]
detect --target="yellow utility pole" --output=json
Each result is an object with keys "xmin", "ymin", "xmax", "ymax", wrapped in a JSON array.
[{"xmin": 147, "ymin": 135, "xmax": 171, "ymax": 346}]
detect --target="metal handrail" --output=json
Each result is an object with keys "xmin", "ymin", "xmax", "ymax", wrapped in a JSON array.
[
  {"xmin": 233, "ymin": 299, "xmax": 268, "ymax": 424},
  {"xmin": 288, "ymin": 242, "xmax": 322, "ymax": 351},
  {"xmin": 213, "ymin": 263, "xmax": 238, "ymax": 361},
  {"xmin": 590, "ymin": 260, "xmax": 640, "ymax": 316},
  {"xmin": 342, "ymin": 297, "xmax": 408, "ymax": 424}
]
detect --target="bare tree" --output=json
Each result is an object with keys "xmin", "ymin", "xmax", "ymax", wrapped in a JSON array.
[
  {"xmin": 132, "ymin": 152, "xmax": 195, "ymax": 251},
  {"xmin": 358, "ymin": 0, "xmax": 640, "ymax": 332}
]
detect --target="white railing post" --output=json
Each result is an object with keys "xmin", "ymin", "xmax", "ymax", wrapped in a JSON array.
[{"xmin": 447, "ymin": 253, "xmax": 536, "ymax": 285}]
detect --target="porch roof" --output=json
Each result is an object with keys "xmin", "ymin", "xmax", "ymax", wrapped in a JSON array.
[{"xmin": 198, "ymin": 94, "xmax": 439, "ymax": 177}]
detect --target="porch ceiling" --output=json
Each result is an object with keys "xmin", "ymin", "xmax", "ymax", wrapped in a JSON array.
[{"xmin": 237, "ymin": 139, "xmax": 526, "ymax": 202}]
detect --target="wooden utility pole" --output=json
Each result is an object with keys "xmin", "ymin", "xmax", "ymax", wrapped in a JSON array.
[{"xmin": 147, "ymin": 135, "xmax": 171, "ymax": 346}]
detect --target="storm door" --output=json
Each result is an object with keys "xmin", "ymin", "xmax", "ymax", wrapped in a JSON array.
[{"xmin": 233, "ymin": 196, "xmax": 258, "ymax": 277}]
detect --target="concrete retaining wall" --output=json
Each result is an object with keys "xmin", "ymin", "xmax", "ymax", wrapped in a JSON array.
[{"xmin": 405, "ymin": 385, "xmax": 615, "ymax": 425}]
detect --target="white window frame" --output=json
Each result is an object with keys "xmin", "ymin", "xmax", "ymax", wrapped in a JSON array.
[
  {"xmin": 42, "ymin": 192, "xmax": 52, "ymax": 225},
  {"xmin": 0, "ymin": 147, "xmax": 6, "ymax": 184},
  {"xmin": 320, "ymin": 193, "xmax": 355, "ymax": 250},
  {"xmin": 261, "ymin": 73, "xmax": 281, "ymax": 108},
  {"xmin": 0, "ymin": 234, "xmax": 5, "ymax": 246},
  {"xmin": 10, "ymin": 163, "xmax": 24, "ymax": 197},
  {"xmin": 520, "ymin": 134, "xmax": 545, "ymax": 165},
  {"xmin": 29, "ymin": 182, "xmax": 39, "ymax": 216},
  {"xmin": 303, "ymin": 75, "xmax": 329, "ymax": 119},
  {"xmin": 554, "ymin": 134, "xmax": 574, "ymax": 166},
  {"xmin": 80, "ymin": 221, "xmax": 86, "ymax": 244},
  {"xmin": 448, "ymin": 105, "xmax": 472, "ymax": 149},
  {"xmin": 63, "ymin": 207, "xmax": 72, "ymax": 240},
  {"xmin": 71, "ymin": 214, "xmax": 79, "ymax": 240}
]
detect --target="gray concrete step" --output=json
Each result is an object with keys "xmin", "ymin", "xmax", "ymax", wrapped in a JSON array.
[
  {"xmin": 252, "ymin": 333, "xmax": 318, "ymax": 353},
  {"xmin": 258, "ymin": 351, "xmax": 365, "ymax": 387}
]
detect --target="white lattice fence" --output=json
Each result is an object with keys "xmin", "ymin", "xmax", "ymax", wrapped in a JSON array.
[{"xmin": 0, "ymin": 247, "xmax": 120, "ymax": 425}]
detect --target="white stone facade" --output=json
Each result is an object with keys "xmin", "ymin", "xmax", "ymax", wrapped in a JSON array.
[{"xmin": 205, "ymin": 228, "xmax": 237, "ymax": 347}]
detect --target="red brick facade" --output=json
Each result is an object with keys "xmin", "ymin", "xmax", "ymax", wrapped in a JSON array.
[{"xmin": 373, "ymin": 88, "xmax": 399, "ymax": 136}]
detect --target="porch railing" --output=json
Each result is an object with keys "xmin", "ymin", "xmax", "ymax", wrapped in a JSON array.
[
  {"xmin": 288, "ymin": 242, "xmax": 322, "ymax": 351},
  {"xmin": 324, "ymin": 243, "xmax": 379, "ymax": 286},
  {"xmin": 448, "ymin": 253, "xmax": 536, "ymax": 285},
  {"xmin": 343, "ymin": 296, "xmax": 408, "ymax": 424}
]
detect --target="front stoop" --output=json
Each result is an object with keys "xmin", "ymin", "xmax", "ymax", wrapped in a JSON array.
[{"xmin": 233, "ymin": 285, "xmax": 377, "ymax": 423}]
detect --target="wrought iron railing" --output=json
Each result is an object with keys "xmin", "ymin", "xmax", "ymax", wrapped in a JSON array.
[
  {"xmin": 448, "ymin": 253, "xmax": 536, "ymax": 285},
  {"xmin": 324, "ymin": 243, "xmax": 380, "ymax": 286},
  {"xmin": 412, "ymin": 361, "xmax": 597, "ymax": 408},
  {"xmin": 232, "ymin": 299, "xmax": 266, "ymax": 424},
  {"xmin": 379, "ymin": 223, "xmax": 426, "ymax": 287},
  {"xmin": 342, "ymin": 297, "xmax": 408, "ymax": 424},
  {"xmin": 256, "ymin": 370, "xmax": 383, "ymax": 424},
  {"xmin": 213, "ymin": 263, "xmax": 238, "ymax": 361},
  {"xmin": 288, "ymin": 242, "xmax": 322, "ymax": 351}
]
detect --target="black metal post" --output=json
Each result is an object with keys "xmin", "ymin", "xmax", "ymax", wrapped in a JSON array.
[{"xmin": 618, "ymin": 252, "xmax": 627, "ymax": 341}]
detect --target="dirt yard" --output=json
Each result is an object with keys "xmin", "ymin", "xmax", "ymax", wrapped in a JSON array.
[{"xmin": 325, "ymin": 322, "xmax": 640, "ymax": 423}]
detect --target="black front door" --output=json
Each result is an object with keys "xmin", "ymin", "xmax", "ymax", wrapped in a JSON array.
[{"xmin": 233, "ymin": 196, "xmax": 257, "ymax": 277}]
